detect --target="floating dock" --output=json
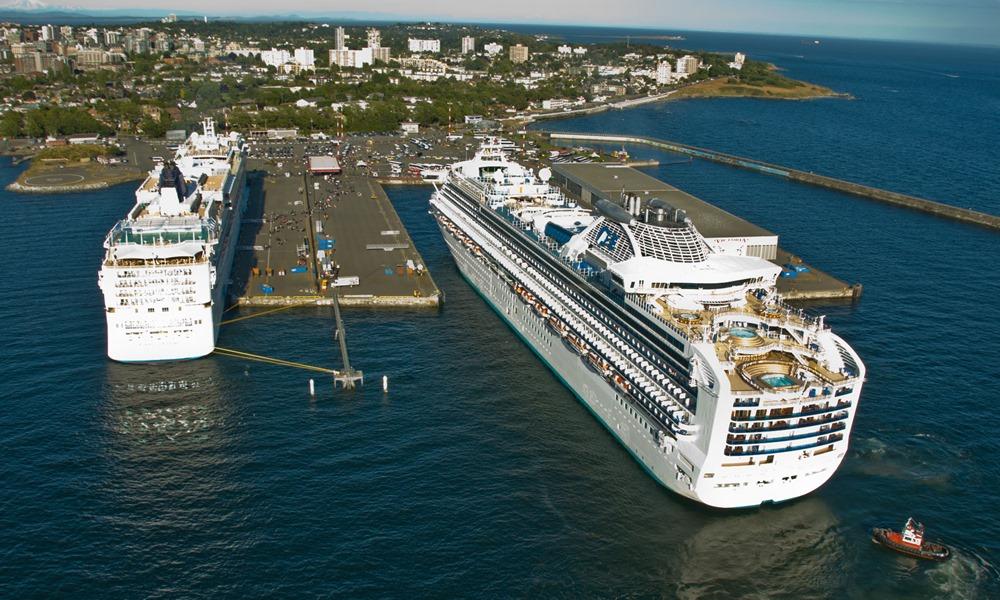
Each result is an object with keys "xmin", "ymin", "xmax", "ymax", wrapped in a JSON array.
[
  {"xmin": 546, "ymin": 132, "xmax": 1000, "ymax": 231},
  {"xmin": 232, "ymin": 158, "xmax": 439, "ymax": 308},
  {"xmin": 550, "ymin": 163, "xmax": 860, "ymax": 302}
]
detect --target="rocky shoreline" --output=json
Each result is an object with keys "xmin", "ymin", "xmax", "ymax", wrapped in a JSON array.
[{"xmin": 6, "ymin": 177, "xmax": 142, "ymax": 194}]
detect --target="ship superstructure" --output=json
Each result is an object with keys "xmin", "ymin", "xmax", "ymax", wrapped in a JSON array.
[
  {"xmin": 430, "ymin": 139, "xmax": 865, "ymax": 508},
  {"xmin": 99, "ymin": 119, "xmax": 247, "ymax": 362}
]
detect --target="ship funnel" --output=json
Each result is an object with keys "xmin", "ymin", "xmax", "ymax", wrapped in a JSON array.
[{"xmin": 595, "ymin": 199, "xmax": 634, "ymax": 224}]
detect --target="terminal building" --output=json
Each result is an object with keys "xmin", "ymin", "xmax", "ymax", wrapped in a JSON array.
[
  {"xmin": 551, "ymin": 163, "xmax": 778, "ymax": 259},
  {"xmin": 308, "ymin": 156, "xmax": 341, "ymax": 175}
]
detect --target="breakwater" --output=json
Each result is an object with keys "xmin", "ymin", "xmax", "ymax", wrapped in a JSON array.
[{"xmin": 545, "ymin": 132, "xmax": 1000, "ymax": 231}]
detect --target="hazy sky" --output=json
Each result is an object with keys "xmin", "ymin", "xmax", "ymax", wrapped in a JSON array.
[{"xmin": 45, "ymin": 0, "xmax": 1000, "ymax": 46}]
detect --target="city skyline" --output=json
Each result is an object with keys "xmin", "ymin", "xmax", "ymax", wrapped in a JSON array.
[{"xmin": 2, "ymin": 0, "xmax": 998, "ymax": 47}]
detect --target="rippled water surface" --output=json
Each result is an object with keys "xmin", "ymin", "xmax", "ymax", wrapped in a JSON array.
[{"xmin": 2, "ymin": 32, "xmax": 999, "ymax": 598}]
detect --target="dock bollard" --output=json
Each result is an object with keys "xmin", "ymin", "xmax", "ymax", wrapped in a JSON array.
[
  {"xmin": 309, "ymin": 378, "xmax": 315, "ymax": 396},
  {"xmin": 382, "ymin": 375, "xmax": 388, "ymax": 393}
]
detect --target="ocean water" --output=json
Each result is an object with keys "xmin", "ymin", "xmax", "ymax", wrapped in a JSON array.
[{"xmin": 2, "ymin": 33, "xmax": 1000, "ymax": 598}]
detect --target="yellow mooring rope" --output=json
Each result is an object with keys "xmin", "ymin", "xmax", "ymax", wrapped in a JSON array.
[
  {"xmin": 213, "ymin": 347, "xmax": 337, "ymax": 375},
  {"xmin": 219, "ymin": 301, "xmax": 318, "ymax": 326}
]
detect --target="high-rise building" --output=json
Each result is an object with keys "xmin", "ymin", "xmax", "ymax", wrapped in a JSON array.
[
  {"xmin": 75, "ymin": 48, "xmax": 108, "ymax": 69},
  {"xmin": 105, "ymin": 31, "xmax": 120, "ymax": 46},
  {"xmin": 408, "ymin": 38, "xmax": 441, "ymax": 53},
  {"xmin": 155, "ymin": 35, "xmax": 171, "ymax": 53},
  {"xmin": 59, "ymin": 25, "xmax": 73, "ymax": 41},
  {"xmin": 371, "ymin": 46, "xmax": 391, "ymax": 63},
  {"xmin": 40, "ymin": 24, "xmax": 54, "ymax": 41},
  {"xmin": 461, "ymin": 36, "xmax": 475, "ymax": 54},
  {"xmin": 260, "ymin": 48, "xmax": 291, "ymax": 68},
  {"xmin": 675, "ymin": 55, "xmax": 701, "ymax": 74},
  {"xmin": 14, "ymin": 51, "xmax": 65, "ymax": 74},
  {"xmin": 334, "ymin": 26, "xmax": 345, "ymax": 51},
  {"xmin": 294, "ymin": 47, "xmax": 315, "ymax": 69},
  {"xmin": 367, "ymin": 28, "xmax": 381, "ymax": 49},
  {"xmin": 330, "ymin": 47, "xmax": 378, "ymax": 69},
  {"xmin": 656, "ymin": 61, "xmax": 672, "ymax": 85},
  {"xmin": 509, "ymin": 44, "xmax": 529, "ymax": 63}
]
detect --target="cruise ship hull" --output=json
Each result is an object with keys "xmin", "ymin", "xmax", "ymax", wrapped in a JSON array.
[
  {"xmin": 102, "ymin": 168, "xmax": 247, "ymax": 363},
  {"xmin": 432, "ymin": 175, "xmax": 858, "ymax": 508},
  {"xmin": 439, "ymin": 221, "xmax": 845, "ymax": 508}
]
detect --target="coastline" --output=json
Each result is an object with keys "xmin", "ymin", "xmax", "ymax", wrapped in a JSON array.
[
  {"xmin": 522, "ymin": 77, "xmax": 849, "ymax": 124},
  {"xmin": 5, "ymin": 176, "xmax": 144, "ymax": 194}
]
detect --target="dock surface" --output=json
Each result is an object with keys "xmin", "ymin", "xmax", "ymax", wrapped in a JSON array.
[
  {"xmin": 546, "ymin": 132, "xmax": 1000, "ymax": 231},
  {"xmin": 232, "ymin": 154, "xmax": 439, "ymax": 308}
]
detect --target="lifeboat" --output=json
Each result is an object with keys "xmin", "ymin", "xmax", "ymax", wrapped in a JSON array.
[
  {"xmin": 872, "ymin": 518, "xmax": 951, "ymax": 561},
  {"xmin": 612, "ymin": 373, "xmax": 632, "ymax": 395},
  {"xmin": 586, "ymin": 351, "xmax": 609, "ymax": 375},
  {"xmin": 548, "ymin": 316, "xmax": 567, "ymax": 337},
  {"xmin": 567, "ymin": 334, "xmax": 587, "ymax": 355}
]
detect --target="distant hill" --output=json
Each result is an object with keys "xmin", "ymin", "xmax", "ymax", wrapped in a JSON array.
[{"xmin": 0, "ymin": 3, "xmax": 413, "ymax": 25}]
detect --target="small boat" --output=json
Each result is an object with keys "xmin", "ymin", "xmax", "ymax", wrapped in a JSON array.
[{"xmin": 872, "ymin": 518, "xmax": 951, "ymax": 561}]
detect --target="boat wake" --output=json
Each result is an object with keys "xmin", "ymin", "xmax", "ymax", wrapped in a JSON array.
[
  {"xmin": 847, "ymin": 434, "xmax": 961, "ymax": 490},
  {"xmin": 922, "ymin": 543, "xmax": 1000, "ymax": 599}
]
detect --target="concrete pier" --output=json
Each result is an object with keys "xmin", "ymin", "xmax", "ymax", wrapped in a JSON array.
[
  {"xmin": 232, "ymin": 155, "xmax": 440, "ymax": 308},
  {"xmin": 546, "ymin": 132, "xmax": 1000, "ymax": 231}
]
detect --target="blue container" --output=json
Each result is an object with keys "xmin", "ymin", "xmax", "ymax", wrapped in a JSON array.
[
  {"xmin": 780, "ymin": 270, "xmax": 798, "ymax": 279},
  {"xmin": 290, "ymin": 266, "xmax": 308, "ymax": 274},
  {"xmin": 260, "ymin": 284, "xmax": 274, "ymax": 295}
]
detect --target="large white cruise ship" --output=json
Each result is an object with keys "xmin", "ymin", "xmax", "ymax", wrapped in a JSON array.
[
  {"xmin": 430, "ymin": 141, "xmax": 865, "ymax": 508},
  {"xmin": 98, "ymin": 119, "xmax": 247, "ymax": 362}
]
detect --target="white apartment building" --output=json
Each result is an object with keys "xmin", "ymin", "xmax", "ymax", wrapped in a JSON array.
[
  {"xmin": 260, "ymin": 48, "xmax": 291, "ymax": 68},
  {"xmin": 462, "ymin": 36, "xmax": 475, "ymax": 54},
  {"xmin": 656, "ymin": 61, "xmax": 672, "ymax": 85},
  {"xmin": 408, "ymin": 38, "xmax": 441, "ymax": 53},
  {"xmin": 294, "ymin": 47, "xmax": 315, "ymax": 69}
]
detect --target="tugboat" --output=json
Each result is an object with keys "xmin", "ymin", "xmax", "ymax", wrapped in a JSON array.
[{"xmin": 872, "ymin": 518, "xmax": 951, "ymax": 561}]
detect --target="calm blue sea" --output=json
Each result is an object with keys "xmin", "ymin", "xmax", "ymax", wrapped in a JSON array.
[{"xmin": 1, "ymin": 30, "xmax": 998, "ymax": 598}]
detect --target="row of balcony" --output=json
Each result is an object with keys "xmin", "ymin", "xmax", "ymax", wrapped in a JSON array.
[
  {"xmin": 723, "ymin": 433, "xmax": 845, "ymax": 457},
  {"xmin": 726, "ymin": 422, "xmax": 846, "ymax": 445},
  {"xmin": 730, "ymin": 400, "xmax": 851, "ymax": 422},
  {"xmin": 729, "ymin": 410, "xmax": 850, "ymax": 433}
]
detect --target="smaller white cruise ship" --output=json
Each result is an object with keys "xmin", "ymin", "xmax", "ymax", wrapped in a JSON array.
[{"xmin": 98, "ymin": 119, "xmax": 247, "ymax": 362}]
